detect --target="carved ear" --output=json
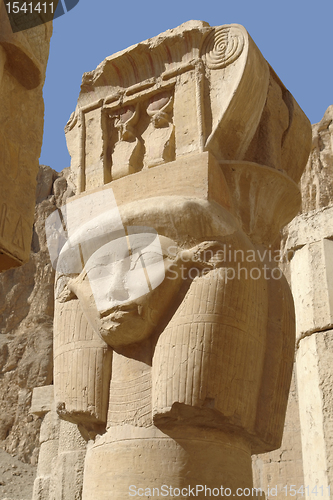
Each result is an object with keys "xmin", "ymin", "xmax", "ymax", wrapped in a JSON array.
[
  {"xmin": 66, "ymin": 273, "xmax": 100, "ymax": 332},
  {"xmin": 201, "ymin": 24, "xmax": 269, "ymax": 161},
  {"xmin": 55, "ymin": 273, "xmax": 78, "ymax": 303}
]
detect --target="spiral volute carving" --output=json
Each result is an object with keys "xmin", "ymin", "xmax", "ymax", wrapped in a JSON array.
[{"xmin": 202, "ymin": 26, "xmax": 245, "ymax": 70}]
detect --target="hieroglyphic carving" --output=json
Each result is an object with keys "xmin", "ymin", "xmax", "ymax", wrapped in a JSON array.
[
  {"xmin": 0, "ymin": 134, "xmax": 20, "ymax": 180},
  {"xmin": 12, "ymin": 216, "xmax": 25, "ymax": 251},
  {"xmin": 75, "ymin": 89, "xmax": 176, "ymax": 188},
  {"xmin": 0, "ymin": 202, "xmax": 28, "ymax": 255},
  {"xmin": 0, "ymin": 3, "xmax": 52, "ymax": 270},
  {"xmin": 67, "ymin": 21, "xmax": 308, "ymax": 196},
  {"xmin": 0, "ymin": 203, "xmax": 9, "ymax": 239}
]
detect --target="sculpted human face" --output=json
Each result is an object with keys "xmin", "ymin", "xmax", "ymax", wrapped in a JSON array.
[
  {"xmin": 55, "ymin": 235, "xmax": 185, "ymax": 347},
  {"xmin": 51, "ymin": 193, "xmax": 241, "ymax": 347}
]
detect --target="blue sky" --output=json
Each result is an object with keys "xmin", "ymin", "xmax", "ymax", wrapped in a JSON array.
[{"xmin": 40, "ymin": 0, "xmax": 333, "ymax": 172}]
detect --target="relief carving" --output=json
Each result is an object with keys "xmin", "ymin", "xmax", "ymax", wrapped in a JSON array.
[
  {"xmin": 201, "ymin": 25, "xmax": 245, "ymax": 70},
  {"xmin": 0, "ymin": 2, "xmax": 52, "ymax": 270},
  {"xmin": 110, "ymin": 104, "xmax": 143, "ymax": 180},
  {"xmin": 144, "ymin": 92, "xmax": 175, "ymax": 167},
  {"xmin": 107, "ymin": 90, "xmax": 175, "ymax": 180},
  {"xmin": 12, "ymin": 216, "xmax": 25, "ymax": 250},
  {"xmin": 45, "ymin": 20, "xmax": 312, "ymax": 499},
  {"xmin": 0, "ymin": 203, "xmax": 9, "ymax": 239}
]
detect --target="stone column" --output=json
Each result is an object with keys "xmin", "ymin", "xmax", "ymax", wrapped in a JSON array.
[
  {"xmin": 30, "ymin": 385, "xmax": 87, "ymax": 500},
  {"xmin": 284, "ymin": 106, "xmax": 333, "ymax": 500},
  {"xmin": 288, "ymin": 232, "xmax": 333, "ymax": 499},
  {"xmin": 30, "ymin": 386, "xmax": 60, "ymax": 500},
  {"xmin": 46, "ymin": 21, "xmax": 311, "ymax": 499},
  {"xmin": 0, "ymin": 2, "xmax": 52, "ymax": 271},
  {"xmin": 84, "ymin": 426, "xmax": 254, "ymax": 498},
  {"xmin": 0, "ymin": 45, "xmax": 6, "ymax": 86},
  {"xmin": 48, "ymin": 420, "xmax": 87, "ymax": 500}
]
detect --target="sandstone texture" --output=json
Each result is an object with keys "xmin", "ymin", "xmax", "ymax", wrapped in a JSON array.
[
  {"xmin": 2, "ymin": 19, "xmax": 327, "ymax": 500},
  {"xmin": 300, "ymin": 105, "xmax": 333, "ymax": 212},
  {"xmin": 252, "ymin": 108, "xmax": 333, "ymax": 500},
  {"xmin": 252, "ymin": 370, "xmax": 304, "ymax": 499},
  {"xmin": 33, "ymin": 20, "xmax": 310, "ymax": 499},
  {"xmin": 0, "ymin": 447, "xmax": 36, "ymax": 500},
  {"xmin": 287, "ymin": 106, "xmax": 333, "ymax": 500},
  {"xmin": 0, "ymin": 5, "xmax": 52, "ymax": 271},
  {"xmin": 0, "ymin": 165, "xmax": 73, "ymax": 466}
]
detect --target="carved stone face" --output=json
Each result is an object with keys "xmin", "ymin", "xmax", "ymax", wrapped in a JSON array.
[
  {"xmin": 52, "ymin": 193, "xmax": 240, "ymax": 347},
  {"xmin": 56, "ymin": 234, "xmax": 185, "ymax": 347}
]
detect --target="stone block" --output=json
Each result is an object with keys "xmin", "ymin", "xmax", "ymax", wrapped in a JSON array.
[
  {"xmin": 30, "ymin": 386, "xmax": 54, "ymax": 416},
  {"xmin": 296, "ymin": 331, "xmax": 333, "ymax": 500},
  {"xmin": 48, "ymin": 449, "xmax": 85, "ymax": 500},
  {"xmin": 32, "ymin": 476, "xmax": 51, "ymax": 500},
  {"xmin": 39, "ymin": 410, "xmax": 61, "ymax": 444},
  {"xmin": 290, "ymin": 239, "xmax": 333, "ymax": 338},
  {"xmin": 36, "ymin": 440, "xmax": 59, "ymax": 477}
]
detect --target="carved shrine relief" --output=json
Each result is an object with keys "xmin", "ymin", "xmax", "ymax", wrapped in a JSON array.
[
  {"xmin": 110, "ymin": 104, "xmax": 142, "ymax": 180},
  {"xmin": 107, "ymin": 90, "xmax": 175, "ymax": 181},
  {"xmin": 143, "ymin": 92, "xmax": 175, "ymax": 168},
  {"xmin": 67, "ymin": 22, "xmax": 310, "ymax": 200}
]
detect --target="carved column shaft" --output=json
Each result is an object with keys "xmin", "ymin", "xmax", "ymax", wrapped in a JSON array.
[{"xmin": 46, "ymin": 20, "xmax": 311, "ymax": 499}]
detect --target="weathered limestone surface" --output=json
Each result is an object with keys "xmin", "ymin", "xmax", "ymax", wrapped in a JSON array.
[
  {"xmin": 47, "ymin": 420, "xmax": 86, "ymax": 500},
  {"xmin": 287, "ymin": 106, "xmax": 333, "ymax": 500},
  {"xmin": 283, "ymin": 115, "xmax": 333, "ymax": 339},
  {"xmin": 0, "ymin": 165, "xmax": 73, "ymax": 464},
  {"xmin": 31, "ymin": 386, "xmax": 60, "ymax": 500},
  {"xmin": 252, "ymin": 370, "xmax": 305, "ymax": 499},
  {"xmin": 300, "ymin": 106, "xmax": 333, "ymax": 212},
  {"xmin": 37, "ymin": 20, "xmax": 311, "ymax": 499},
  {"xmin": 0, "ymin": 4, "xmax": 52, "ymax": 271},
  {"xmin": 0, "ymin": 447, "xmax": 37, "ymax": 499},
  {"xmin": 296, "ymin": 332, "xmax": 333, "ymax": 498},
  {"xmin": 31, "ymin": 386, "xmax": 86, "ymax": 500},
  {"xmin": 253, "ymin": 106, "xmax": 333, "ymax": 499}
]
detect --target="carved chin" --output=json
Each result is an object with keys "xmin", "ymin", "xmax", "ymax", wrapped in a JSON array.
[{"xmin": 98, "ymin": 308, "xmax": 155, "ymax": 347}]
